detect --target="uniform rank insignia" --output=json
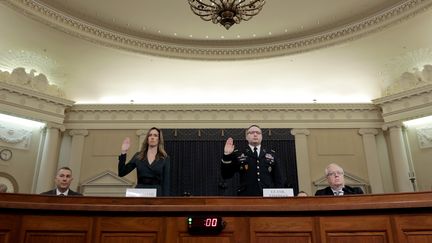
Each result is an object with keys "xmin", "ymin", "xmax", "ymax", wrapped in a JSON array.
[{"xmin": 265, "ymin": 153, "xmax": 274, "ymax": 160}]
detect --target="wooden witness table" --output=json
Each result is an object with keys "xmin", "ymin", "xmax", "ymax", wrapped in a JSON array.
[{"xmin": 1, "ymin": 192, "xmax": 432, "ymax": 243}]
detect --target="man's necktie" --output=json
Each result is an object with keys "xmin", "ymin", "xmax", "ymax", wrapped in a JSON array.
[
  {"xmin": 334, "ymin": 191, "xmax": 343, "ymax": 196},
  {"xmin": 59, "ymin": 193, "xmax": 65, "ymax": 196},
  {"xmin": 253, "ymin": 147, "xmax": 258, "ymax": 158}
]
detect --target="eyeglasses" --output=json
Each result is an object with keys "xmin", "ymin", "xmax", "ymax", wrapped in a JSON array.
[
  {"xmin": 247, "ymin": 131, "xmax": 262, "ymax": 135},
  {"xmin": 327, "ymin": 171, "xmax": 344, "ymax": 177}
]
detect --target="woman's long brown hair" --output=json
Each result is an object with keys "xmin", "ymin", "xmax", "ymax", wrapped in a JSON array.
[{"xmin": 137, "ymin": 127, "xmax": 168, "ymax": 161}]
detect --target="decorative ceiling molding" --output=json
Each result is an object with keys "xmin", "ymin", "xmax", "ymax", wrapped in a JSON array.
[
  {"xmin": 0, "ymin": 50, "xmax": 67, "ymax": 88},
  {"xmin": 3, "ymin": 0, "xmax": 432, "ymax": 60},
  {"xmin": 373, "ymin": 83, "xmax": 432, "ymax": 122},
  {"xmin": 383, "ymin": 64, "xmax": 432, "ymax": 96},
  {"xmin": 65, "ymin": 103, "xmax": 383, "ymax": 129},
  {"xmin": 380, "ymin": 48, "xmax": 432, "ymax": 90},
  {"xmin": 0, "ymin": 67, "xmax": 65, "ymax": 98}
]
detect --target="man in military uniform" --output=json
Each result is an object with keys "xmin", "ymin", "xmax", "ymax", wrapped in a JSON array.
[{"xmin": 221, "ymin": 125, "xmax": 285, "ymax": 196}]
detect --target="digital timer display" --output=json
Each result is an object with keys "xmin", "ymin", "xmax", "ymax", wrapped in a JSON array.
[{"xmin": 187, "ymin": 216, "xmax": 225, "ymax": 235}]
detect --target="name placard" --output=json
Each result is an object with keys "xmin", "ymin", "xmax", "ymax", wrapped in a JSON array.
[
  {"xmin": 263, "ymin": 188, "xmax": 294, "ymax": 197},
  {"xmin": 126, "ymin": 188, "xmax": 157, "ymax": 197}
]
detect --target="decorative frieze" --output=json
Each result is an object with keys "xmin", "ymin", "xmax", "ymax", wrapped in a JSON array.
[
  {"xmin": 373, "ymin": 84, "xmax": 432, "ymax": 123},
  {"xmin": 65, "ymin": 103, "xmax": 383, "ymax": 129},
  {"xmin": 0, "ymin": 82, "xmax": 74, "ymax": 124}
]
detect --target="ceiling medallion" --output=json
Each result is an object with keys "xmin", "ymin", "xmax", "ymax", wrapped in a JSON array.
[{"xmin": 188, "ymin": 0, "xmax": 265, "ymax": 30}]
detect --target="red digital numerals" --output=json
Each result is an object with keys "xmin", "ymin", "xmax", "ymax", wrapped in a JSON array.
[{"xmin": 204, "ymin": 218, "xmax": 218, "ymax": 227}]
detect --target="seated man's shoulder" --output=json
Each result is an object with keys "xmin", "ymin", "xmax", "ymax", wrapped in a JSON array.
[
  {"xmin": 69, "ymin": 190, "xmax": 83, "ymax": 196},
  {"xmin": 345, "ymin": 185, "xmax": 364, "ymax": 194},
  {"xmin": 40, "ymin": 189, "xmax": 55, "ymax": 195},
  {"xmin": 314, "ymin": 186, "xmax": 331, "ymax": 196}
]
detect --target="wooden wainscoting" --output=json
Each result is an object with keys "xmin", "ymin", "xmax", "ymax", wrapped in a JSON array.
[{"xmin": 1, "ymin": 192, "xmax": 432, "ymax": 243}]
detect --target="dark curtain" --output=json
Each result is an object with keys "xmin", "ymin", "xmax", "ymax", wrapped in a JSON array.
[{"xmin": 164, "ymin": 128, "xmax": 297, "ymax": 196}]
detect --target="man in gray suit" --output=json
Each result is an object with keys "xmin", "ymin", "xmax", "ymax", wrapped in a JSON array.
[{"xmin": 41, "ymin": 166, "xmax": 82, "ymax": 196}]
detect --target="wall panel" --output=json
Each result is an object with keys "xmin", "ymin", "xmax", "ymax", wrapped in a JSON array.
[
  {"xmin": 19, "ymin": 215, "xmax": 92, "ymax": 243},
  {"xmin": 394, "ymin": 214, "xmax": 432, "ymax": 243},
  {"xmin": 319, "ymin": 215, "xmax": 393, "ymax": 243}
]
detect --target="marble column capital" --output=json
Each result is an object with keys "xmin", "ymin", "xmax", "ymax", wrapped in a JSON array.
[
  {"xmin": 69, "ymin": 129, "xmax": 89, "ymax": 137},
  {"xmin": 358, "ymin": 128, "xmax": 379, "ymax": 136},
  {"xmin": 382, "ymin": 121, "xmax": 404, "ymax": 131},
  {"xmin": 136, "ymin": 129, "xmax": 147, "ymax": 136},
  {"xmin": 46, "ymin": 122, "xmax": 65, "ymax": 132},
  {"xmin": 290, "ymin": 129, "xmax": 310, "ymax": 136}
]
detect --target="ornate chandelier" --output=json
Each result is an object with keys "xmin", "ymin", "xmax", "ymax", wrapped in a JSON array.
[{"xmin": 187, "ymin": 0, "xmax": 266, "ymax": 30}]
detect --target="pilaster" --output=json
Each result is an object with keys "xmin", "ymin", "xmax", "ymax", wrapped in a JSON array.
[
  {"xmin": 68, "ymin": 129, "xmax": 89, "ymax": 191},
  {"xmin": 291, "ymin": 129, "xmax": 311, "ymax": 195},
  {"xmin": 382, "ymin": 122, "xmax": 413, "ymax": 192},
  {"xmin": 358, "ymin": 128, "xmax": 384, "ymax": 193}
]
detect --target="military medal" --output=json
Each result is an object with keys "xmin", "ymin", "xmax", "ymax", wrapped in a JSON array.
[
  {"xmin": 268, "ymin": 167, "xmax": 272, "ymax": 172},
  {"xmin": 245, "ymin": 164, "xmax": 249, "ymax": 170}
]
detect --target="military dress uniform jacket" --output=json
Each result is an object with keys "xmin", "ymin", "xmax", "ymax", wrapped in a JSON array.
[
  {"xmin": 314, "ymin": 185, "xmax": 364, "ymax": 196},
  {"xmin": 221, "ymin": 147, "xmax": 285, "ymax": 196}
]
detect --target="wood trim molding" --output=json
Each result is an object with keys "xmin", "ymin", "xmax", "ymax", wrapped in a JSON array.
[{"xmin": 1, "ymin": 191, "xmax": 432, "ymax": 212}]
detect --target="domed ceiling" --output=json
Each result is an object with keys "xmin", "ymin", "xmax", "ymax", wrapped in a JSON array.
[{"xmin": 1, "ymin": 0, "xmax": 432, "ymax": 104}]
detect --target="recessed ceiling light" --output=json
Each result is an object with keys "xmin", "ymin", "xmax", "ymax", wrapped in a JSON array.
[
  {"xmin": 284, "ymin": 29, "xmax": 288, "ymax": 32},
  {"xmin": 189, "ymin": 34, "xmax": 193, "ymax": 37},
  {"xmin": 205, "ymin": 35, "xmax": 209, "ymax": 38},
  {"xmin": 237, "ymin": 35, "xmax": 240, "ymax": 38},
  {"xmin": 174, "ymin": 33, "xmax": 177, "ymax": 36},
  {"xmin": 221, "ymin": 36, "xmax": 225, "ymax": 39},
  {"xmin": 252, "ymin": 34, "xmax": 256, "ymax": 37},
  {"xmin": 268, "ymin": 32, "xmax": 272, "ymax": 35},
  {"xmin": 158, "ymin": 30, "xmax": 161, "ymax": 33}
]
